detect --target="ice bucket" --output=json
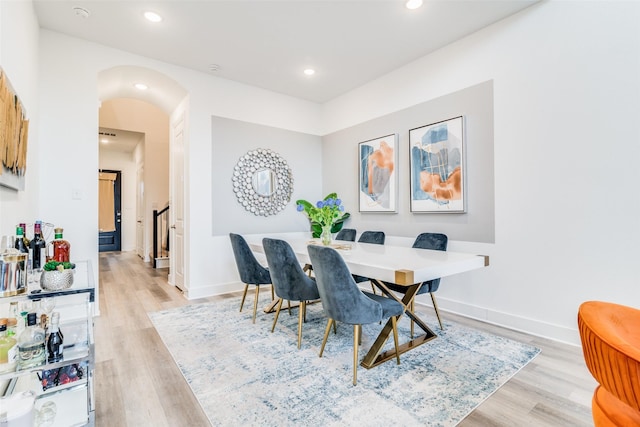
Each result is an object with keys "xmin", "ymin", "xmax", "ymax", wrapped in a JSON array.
[{"xmin": 0, "ymin": 252, "xmax": 28, "ymax": 297}]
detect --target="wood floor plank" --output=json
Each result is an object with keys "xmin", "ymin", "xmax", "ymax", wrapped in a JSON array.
[{"xmin": 95, "ymin": 251, "xmax": 595, "ymax": 426}]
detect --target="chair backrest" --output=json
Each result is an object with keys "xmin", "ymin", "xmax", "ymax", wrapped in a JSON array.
[
  {"xmin": 412, "ymin": 233, "xmax": 448, "ymax": 292},
  {"xmin": 412, "ymin": 232, "xmax": 448, "ymax": 251},
  {"xmin": 262, "ymin": 238, "xmax": 319, "ymax": 301},
  {"xmin": 229, "ymin": 233, "xmax": 271, "ymax": 285},
  {"xmin": 335, "ymin": 228, "xmax": 356, "ymax": 242},
  {"xmin": 358, "ymin": 231, "xmax": 385, "ymax": 245},
  {"xmin": 307, "ymin": 244, "xmax": 381, "ymax": 325},
  {"xmin": 578, "ymin": 301, "xmax": 640, "ymax": 412}
]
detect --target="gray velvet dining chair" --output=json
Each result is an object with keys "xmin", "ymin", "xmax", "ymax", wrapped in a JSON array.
[
  {"xmin": 262, "ymin": 238, "xmax": 321, "ymax": 349},
  {"xmin": 308, "ymin": 244, "xmax": 403, "ymax": 386},
  {"xmin": 384, "ymin": 232, "xmax": 448, "ymax": 334},
  {"xmin": 229, "ymin": 233, "xmax": 274, "ymax": 324},
  {"xmin": 353, "ymin": 231, "xmax": 385, "ymax": 293},
  {"xmin": 335, "ymin": 228, "xmax": 357, "ymax": 242}
]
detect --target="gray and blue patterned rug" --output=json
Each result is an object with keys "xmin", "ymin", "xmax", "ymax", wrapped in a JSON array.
[{"xmin": 149, "ymin": 296, "xmax": 539, "ymax": 426}]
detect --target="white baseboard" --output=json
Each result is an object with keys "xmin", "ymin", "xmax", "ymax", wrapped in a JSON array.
[
  {"xmin": 155, "ymin": 257, "xmax": 170, "ymax": 269},
  {"xmin": 419, "ymin": 296, "xmax": 581, "ymax": 347},
  {"xmin": 183, "ymin": 281, "xmax": 245, "ymax": 300}
]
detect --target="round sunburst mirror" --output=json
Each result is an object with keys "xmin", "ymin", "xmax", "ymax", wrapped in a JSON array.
[{"xmin": 232, "ymin": 148, "xmax": 293, "ymax": 217}]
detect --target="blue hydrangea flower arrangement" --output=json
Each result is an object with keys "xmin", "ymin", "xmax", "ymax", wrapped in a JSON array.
[{"xmin": 296, "ymin": 193, "xmax": 350, "ymax": 239}]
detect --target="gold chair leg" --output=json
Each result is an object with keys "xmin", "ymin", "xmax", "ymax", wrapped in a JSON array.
[
  {"xmin": 319, "ymin": 319, "xmax": 334, "ymax": 357},
  {"xmin": 333, "ymin": 321, "xmax": 337, "ymax": 334},
  {"xmin": 252, "ymin": 285, "xmax": 260, "ymax": 324},
  {"xmin": 353, "ymin": 325, "xmax": 360, "ymax": 386},
  {"xmin": 271, "ymin": 284, "xmax": 274, "ymax": 300},
  {"xmin": 271, "ymin": 298, "xmax": 283, "ymax": 332},
  {"xmin": 297, "ymin": 301, "xmax": 306, "ymax": 349},
  {"xmin": 391, "ymin": 316, "xmax": 401, "ymax": 365},
  {"xmin": 370, "ymin": 281, "xmax": 376, "ymax": 295},
  {"xmin": 431, "ymin": 293, "xmax": 444, "ymax": 330},
  {"xmin": 239, "ymin": 284, "xmax": 249, "ymax": 312},
  {"xmin": 287, "ymin": 300, "xmax": 292, "ymax": 316}
]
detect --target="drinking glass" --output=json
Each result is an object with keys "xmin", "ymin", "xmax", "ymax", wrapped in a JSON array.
[{"xmin": 41, "ymin": 298, "xmax": 56, "ymax": 317}]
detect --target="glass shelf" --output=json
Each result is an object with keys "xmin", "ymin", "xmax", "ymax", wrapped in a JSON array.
[{"xmin": 0, "ymin": 260, "xmax": 95, "ymax": 426}]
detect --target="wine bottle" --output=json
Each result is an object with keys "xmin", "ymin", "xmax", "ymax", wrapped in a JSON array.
[
  {"xmin": 14, "ymin": 227, "xmax": 28, "ymax": 290},
  {"xmin": 47, "ymin": 312, "xmax": 63, "ymax": 363},
  {"xmin": 29, "ymin": 221, "xmax": 47, "ymax": 270},
  {"xmin": 18, "ymin": 223, "xmax": 30, "ymax": 248},
  {"xmin": 14, "ymin": 226, "xmax": 28, "ymax": 254}
]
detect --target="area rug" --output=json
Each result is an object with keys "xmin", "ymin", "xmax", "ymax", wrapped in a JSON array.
[{"xmin": 149, "ymin": 296, "xmax": 539, "ymax": 427}]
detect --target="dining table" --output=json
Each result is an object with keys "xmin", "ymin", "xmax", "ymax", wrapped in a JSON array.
[{"xmin": 247, "ymin": 236, "xmax": 489, "ymax": 369}]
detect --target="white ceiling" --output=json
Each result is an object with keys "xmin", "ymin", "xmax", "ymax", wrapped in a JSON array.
[{"xmin": 34, "ymin": 0, "xmax": 537, "ymax": 104}]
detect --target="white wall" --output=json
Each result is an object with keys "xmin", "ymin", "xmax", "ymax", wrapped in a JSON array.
[
  {"xmin": 322, "ymin": 1, "xmax": 640, "ymax": 344},
  {"xmin": 0, "ymin": 2, "xmax": 40, "ymax": 232},
  {"xmin": 98, "ymin": 148, "xmax": 137, "ymax": 252}
]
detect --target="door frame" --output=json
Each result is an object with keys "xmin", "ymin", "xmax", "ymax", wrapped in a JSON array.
[
  {"xmin": 98, "ymin": 169, "xmax": 122, "ymax": 252},
  {"xmin": 169, "ymin": 96, "xmax": 189, "ymax": 290}
]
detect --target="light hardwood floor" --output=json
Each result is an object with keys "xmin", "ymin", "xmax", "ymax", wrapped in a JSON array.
[{"xmin": 95, "ymin": 251, "xmax": 596, "ymax": 426}]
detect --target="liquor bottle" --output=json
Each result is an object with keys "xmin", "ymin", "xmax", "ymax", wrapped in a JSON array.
[
  {"xmin": 17, "ymin": 312, "xmax": 46, "ymax": 369},
  {"xmin": 49, "ymin": 228, "xmax": 70, "ymax": 262},
  {"xmin": 0, "ymin": 318, "xmax": 18, "ymax": 373},
  {"xmin": 46, "ymin": 312, "xmax": 63, "ymax": 363},
  {"xmin": 29, "ymin": 221, "xmax": 47, "ymax": 270},
  {"xmin": 14, "ymin": 226, "xmax": 28, "ymax": 253}
]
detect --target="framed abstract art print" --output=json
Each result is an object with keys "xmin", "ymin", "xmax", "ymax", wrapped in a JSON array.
[
  {"xmin": 358, "ymin": 134, "xmax": 398, "ymax": 213},
  {"xmin": 409, "ymin": 116, "xmax": 466, "ymax": 213}
]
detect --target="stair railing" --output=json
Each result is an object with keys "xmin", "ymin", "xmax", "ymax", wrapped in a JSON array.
[{"xmin": 152, "ymin": 205, "xmax": 170, "ymax": 268}]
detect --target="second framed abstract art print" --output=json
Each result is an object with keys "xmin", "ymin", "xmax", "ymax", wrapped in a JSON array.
[{"xmin": 409, "ymin": 116, "xmax": 466, "ymax": 213}]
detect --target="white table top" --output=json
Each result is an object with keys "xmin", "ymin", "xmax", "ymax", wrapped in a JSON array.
[{"xmin": 248, "ymin": 237, "xmax": 488, "ymax": 286}]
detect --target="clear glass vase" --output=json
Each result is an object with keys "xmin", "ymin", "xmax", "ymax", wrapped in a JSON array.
[{"xmin": 320, "ymin": 225, "xmax": 332, "ymax": 246}]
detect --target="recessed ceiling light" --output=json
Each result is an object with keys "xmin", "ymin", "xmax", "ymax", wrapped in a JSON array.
[
  {"xmin": 73, "ymin": 7, "xmax": 90, "ymax": 19},
  {"xmin": 406, "ymin": 0, "xmax": 423, "ymax": 10},
  {"xmin": 303, "ymin": 69, "xmax": 315, "ymax": 76},
  {"xmin": 134, "ymin": 83, "xmax": 148, "ymax": 90},
  {"xmin": 144, "ymin": 11, "xmax": 162, "ymax": 23},
  {"xmin": 100, "ymin": 139, "xmax": 109, "ymax": 144}
]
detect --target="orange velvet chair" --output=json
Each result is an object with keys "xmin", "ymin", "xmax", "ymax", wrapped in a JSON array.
[{"xmin": 578, "ymin": 301, "xmax": 640, "ymax": 426}]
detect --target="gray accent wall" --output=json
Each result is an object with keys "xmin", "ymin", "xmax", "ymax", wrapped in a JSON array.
[
  {"xmin": 322, "ymin": 80, "xmax": 495, "ymax": 243},
  {"xmin": 212, "ymin": 116, "xmax": 323, "ymax": 236}
]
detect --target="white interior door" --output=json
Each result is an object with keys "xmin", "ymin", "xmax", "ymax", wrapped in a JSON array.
[
  {"xmin": 136, "ymin": 164, "xmax": 144, "ymax": 259},
  {"xmin": 170, "ymin": 109, "xmax": 185, "ymax": 290}
]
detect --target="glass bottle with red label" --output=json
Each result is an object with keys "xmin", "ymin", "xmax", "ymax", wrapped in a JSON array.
[{"xmin": 49, "ymin": 228, "xmax": 70, "ymax": 262}]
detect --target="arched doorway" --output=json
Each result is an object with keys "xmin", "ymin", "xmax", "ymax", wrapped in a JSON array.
[{"xmin": 97, "ymin": 66, "xmax": 188, "ymax": 289}]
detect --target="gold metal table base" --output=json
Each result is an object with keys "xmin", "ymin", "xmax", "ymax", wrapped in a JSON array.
[{"xmin": 360, "ymin": 280, "xmax": 438, "ymax": 369}]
